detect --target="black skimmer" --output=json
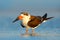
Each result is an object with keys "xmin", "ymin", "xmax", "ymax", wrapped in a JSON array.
[{"xmin": 13, "ymin": 12, "xmax": 53, "ymax": 36}]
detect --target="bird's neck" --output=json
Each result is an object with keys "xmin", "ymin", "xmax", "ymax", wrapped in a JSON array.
[{"xmin": 22, "ymin": 16, "xmax": 31, "ymax": 26}]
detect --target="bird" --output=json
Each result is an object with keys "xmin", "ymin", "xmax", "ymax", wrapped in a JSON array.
[{"xmin": 13, "ymin": 12, "xmax": 53, "ymax": 36}]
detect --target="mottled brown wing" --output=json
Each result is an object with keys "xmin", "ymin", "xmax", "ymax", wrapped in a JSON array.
[{"xmin": 28, "ymin": 16, "xmax": 42, "ymax": 28}]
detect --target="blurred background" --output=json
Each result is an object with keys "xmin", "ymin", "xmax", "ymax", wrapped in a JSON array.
[{"xmin": 0, "ymin": 0, "xmax": 60, "ymax": 40}]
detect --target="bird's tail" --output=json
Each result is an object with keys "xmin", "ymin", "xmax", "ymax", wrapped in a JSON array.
[
  {"xmin": 42, "ymin": 13, "xmax": 53, "ymax": 22},
  {"xmin": 42, "ymin": 13, "xmax": 47, "ymax": 19}
]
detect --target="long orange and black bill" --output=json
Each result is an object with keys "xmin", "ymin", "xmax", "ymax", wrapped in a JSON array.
[{"xmin": 13, "ymin": 17, "xmax": 19, "ymax": 23}]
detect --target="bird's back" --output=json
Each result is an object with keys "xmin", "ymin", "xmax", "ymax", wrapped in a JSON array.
[{"xmin": 27, "ymin": 16, "xmax": 42, "ymax": 28}]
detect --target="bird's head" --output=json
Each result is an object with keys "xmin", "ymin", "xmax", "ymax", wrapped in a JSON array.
[
  {"xmin": 18, "ymin": 12, "xmax": 30, "ymax": 20},
  {"xmin": 13, "ymin": 12, "xmax": 30, "ymax": 23}
]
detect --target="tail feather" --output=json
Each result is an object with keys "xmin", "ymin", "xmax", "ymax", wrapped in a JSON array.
[
  {"xmin": 46, "ymin": 17, "xmax": 54, "ymax": 20},
  {"xmin": 42, "ymin": 13, "xmax": 47, "ymax": 18},
  {"xmin": 42, "ymin": 13, "xmax": 54, "ymax": 22}
]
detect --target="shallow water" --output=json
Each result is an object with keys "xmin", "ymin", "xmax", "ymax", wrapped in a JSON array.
[
  {"xmin": 0, "ymin": 27, "xmax": 60, "ymax": 40},
  {"xmin": 0, "ymin": 12, "xmax": 60, "ymax": 40}
]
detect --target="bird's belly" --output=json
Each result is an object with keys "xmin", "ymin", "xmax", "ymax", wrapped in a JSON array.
[
  {"xmin": 22, "ymin": 16, "xmax": 31, "ymax": 28},
  {"xmin": 22, "ymin": 21, "xmax": 40, "ymax": 29}
]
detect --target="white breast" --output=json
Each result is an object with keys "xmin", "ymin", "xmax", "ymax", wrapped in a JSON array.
[{"xmin": 22, "ymin": 16, "xmax": 30, "ymax": 28}]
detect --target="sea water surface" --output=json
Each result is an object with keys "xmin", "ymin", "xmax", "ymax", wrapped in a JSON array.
[{"xmin": 0, "ymin": 11, "xmax": 60, "ymax": 40}]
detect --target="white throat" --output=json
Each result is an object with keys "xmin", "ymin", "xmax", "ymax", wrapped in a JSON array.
[{"xmin": 22, "ymin": 15, "xmax": 30, "ymax": 27}]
